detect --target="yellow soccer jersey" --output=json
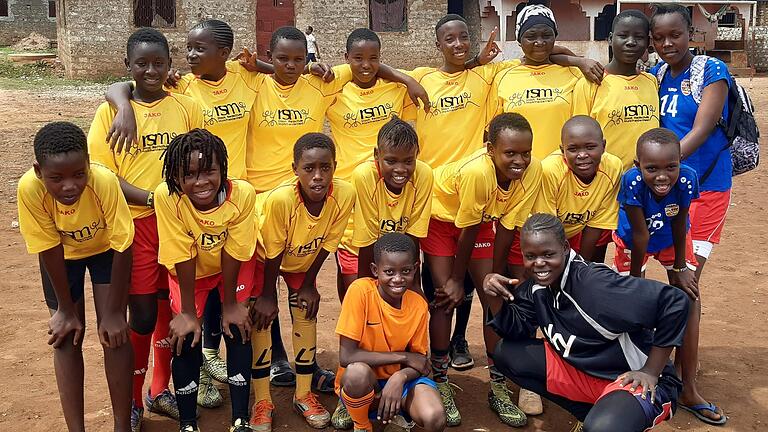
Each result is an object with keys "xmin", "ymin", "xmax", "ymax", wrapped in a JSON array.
[
  {"xmin": 407, "ymin": 60, "xmax": 519, "ymax": 168},
  {"xmin": 258, "ymin": 179, "xmax": 355, "ymax": 273},
  {"xmin": 571, "ymin": 73, "xmax": 660, "ymax": 171},
  {"xmin": 536, "ymin": 151, "xmax": 622, "ymax": 238},
  {"xmin": 431, "ymin": 149, "xmax": 542, "ymax": 230},
  {"xmin": 155, "ymin": 179, "xmax": 257, "ymax": 279},
  {"xmin": 348, "ymin": 159, "xmax": 433, "ymax": 251},
  {"xmin": 88, "ymin": 94, "xmax": 204, "ymax": 219},
  {"xmin": 488, "ymin": 64, "xmax": 583, "ymax": 160},
  {"xmin": 327, "ymin": 79, "xmax": 415, "ymax": 181},
  {"xmin": 169, "ymin": 68, "xmax": 265, "ymax": 180},
  {"xmin": 241, "ymin": 64, "xmax": 353, "ymax": 192},
  {"xmin": 17, "ymin": 164, "xmax": 134, "ymax": 260}
]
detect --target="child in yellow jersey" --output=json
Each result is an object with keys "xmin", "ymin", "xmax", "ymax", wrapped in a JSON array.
[
  {"xmin": 17, "ymin": 122, "xmax": 134, "ymax": 431},
  {"xmin": 421, "ymin": 113, "xmax": 541, "ymax": 427},
  {"xmin": 154, "ymin": 129, "xmax": 257, "ymax": 432},
  {"xmin": 488, "ymin": 5, "xmax": 585, "ymax": 160},
  {"xmin": 535, "ymin": 116, "xmax": 622, "ymax": 263},
  {"xmin": 88, "ymin": 29, "xmax": 204, "ymax": 426},
  {"xmin": 244, "ymin": 133, "xmax": 354, "ymax": 431},
  {"xmin": 335, "ymin": 233, "xmax": 445, "ymax": 432},
  {"xmin": 572, "ymin": 10, "xmax": 659, "ymax": 171},
  {"xmin": 336, "ymin": 116, "xmax": 432, "ymax": 297}
]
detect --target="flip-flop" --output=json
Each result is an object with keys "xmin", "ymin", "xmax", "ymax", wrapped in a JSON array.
[
  {"xmin": 679, "ymin": 402, "xmax": 727, "ymax": 426},
  {"xmin": 269, "ymin": 359, "xmax": 296, "ymax": 387},
  {"xmin": 312, "ymin": 367, "xmax": 336, "ymax": 393}
]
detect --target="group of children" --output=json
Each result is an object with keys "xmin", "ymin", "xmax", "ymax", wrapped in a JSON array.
[{"xmin": 17, "ymin": 2, "xmax": 732, "ymax": 432}]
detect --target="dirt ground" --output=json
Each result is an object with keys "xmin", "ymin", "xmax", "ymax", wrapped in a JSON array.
[{"xmin": 0, "ymin": 79, "xmax": 766, "ymax": 432}]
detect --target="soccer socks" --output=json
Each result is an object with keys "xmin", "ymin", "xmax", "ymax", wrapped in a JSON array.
[
  {"xmin": 130, "ymin": 330, "xmax": 152, "ymax": 407},
  {"xmin": 431, "ymin": 349, "xmax": 450, "ymax": 383},
  {"xmin": 224, "ymin": 324, "xmax": 252, "ymax": 421},
  {"xmin": 341, "ymin": 388, "xmax": 374, "ymax": 431},
  {"xmin": 251, "ymin": 327, "xmax": 273, "ymax": 403},
  {"xmin": 149, "ymin": 298, "xmax": 173, "ymax": 398},
  {"xmin": 290, "ymin": 298, "xmax": 317, "ymax": 398},
  {"xmin": 487, "ymin": 351, "xmax": 505, "ymax": 384},
  {"xmin": 171, "ymin": 334, "xmax": 202, "ymax": 427},
  {"xmin": 202, "ymin": 288, "xmax": 223, "ymax": 350}
]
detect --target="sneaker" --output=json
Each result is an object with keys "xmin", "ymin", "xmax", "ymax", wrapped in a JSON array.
[
  {"xmin": 331, "ymin": 400, "xmax": 353, "ymax": 430},
  {"xmin": 197, "ymin": 368, "xmax": 223, "ymax": 408},
  {"xmin": 250, "ymin": 399, "xmax": 275, "ymax": 432},
  {"xmin": 449, "ymin": 337, "xmax": 475, "ymax": 371},
  {"xmin": 382, "ymin": 414, "xmax": 415, "ymax": 432},
  {"xmin": 436, "ymin": 381, "xmax": 462, "ymax": 427},
  {"xmin": 293, "ymin": 392, "xmax": 331, "ymax": 429},
  {"xmin": 488, "ymin": 381, "xmax": 527, "ymax": 427},
  {"xmin": 180, "ymin": 425, "xmax": 200, "ymax": 432},
  {"xmin": 130, "ymin": 401, "xmax": 143, "ymax": 432},
  {"xmin": 570, "ymin": 421, "xmax": 584, "ymax": 432},
  {"xmin": 202, "ymin": 348, "xmax": 228, "ymax": 383},
  {"xmin": 312, "ymin": 367, "xmax": 336, "ymax": 394},
  {"xmin": 229, "ymin": 418, "xmax": 252, "ymax": 432},
  {"xmin": 517, "ymin": 387, "xmax": 543, "ymax": 415},
  {"xmin": 146, "ymin": 389, "xmax": 180, "ymax": 420},
  {"xmin": 270, "ymin": 359, "xmax": 296, "ymax": 387}
]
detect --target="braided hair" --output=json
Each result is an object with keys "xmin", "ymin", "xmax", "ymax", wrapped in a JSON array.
[
  {"xmin": 191, "ymin": 19, "xmax": 234, "ymax": 50},
  {"xmin": 293, "ymin": 133, "xmax": 336, "ymax": 164},
  {"xmin": 521, "ymin": 213, "xmax": 567, "ymax": 246},
  {"xmin": 162, "ymin": 128, "xmax": 228, "ymax": 195},
  {"xmin": 270, "ymin": 26, "xmax": 307, "ymax": 53},
  {"xmin": 127, "ymin": 27, "xmax": 170, "ymax": 58},
  {"xmin": 34, "ymin": 121, "xmax": 88, "ymax": 166},
  {"xmin": 373, "ymin": 232, "xmax": 418, "ymax": 264},
  {"xmin": 377, "ymin": 115, "xmax": 418, "ymax": 154}
]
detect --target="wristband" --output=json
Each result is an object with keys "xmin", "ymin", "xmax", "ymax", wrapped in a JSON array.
[
  {"xmin": 670, "ymin": 266, "xmax": 688, "ymax": 273},
  {"xmin": 146, "ymin": 191, "xmax": 155, "ymax": 208}
]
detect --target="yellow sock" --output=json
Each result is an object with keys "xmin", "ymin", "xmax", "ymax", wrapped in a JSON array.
[
  {"xmin": 340, "ymin": 388, "xmax": 374, "ymax": 431},
  {"xmin": 290, "ymin": 300, "xmax": 317, "ymax": 399},
  {"xmin": 251, "ymin": 326, "xmax": 272, "ymax": 403}
]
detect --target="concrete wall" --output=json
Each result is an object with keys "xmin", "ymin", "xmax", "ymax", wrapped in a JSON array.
[{"xmin": 0, "ymin": 0, "xmax": 56, "ymax": 45}]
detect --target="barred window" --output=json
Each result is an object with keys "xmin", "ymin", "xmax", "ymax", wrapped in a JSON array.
[
  {"xmin": 134, "ymin": 0, "xmax": 176, "ymax": 28},
  {"xmin": 369, "ymin": 0, "xmax": 407, "ymax": 32},
  {"xmin": 48, "ymin": 0, "xmax": 56, "ymax": 18}
]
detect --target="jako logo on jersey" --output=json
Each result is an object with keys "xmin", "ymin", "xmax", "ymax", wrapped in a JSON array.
[
  {"xmin": 474, "ymin": 242, "xmax": 491, "ymax": 248},
  {"xmin": 199, "ymin": 230, "xmax": 228, "ymax": 251},
  {"xmin": 287, "ymin": 236, "xmax": 325, "ymax": 257},
  {"xmin": 236, "ymin": 284, "xmax": 246, "ymax": 292},
  {"xmin": 59, "ymin": 221, "xmax": 103, "ymax": 242},
  {"xmin": 574, "ymin": 190, "xmax": 590, "ymax": 197},
  {"xmin": 199, "ymin": 219, "xmax": 215, "ymax": 226},
  {"xmin": 143, "ymin": 112, "xmax": 161, "ymax": 118},
  {"xmin": 343, "ymin": 103, "xmax": 394, "ymax": 128},
  {"xmin": 213, "ymin": 88, "xmax": 228, "ymax": 95},
  {"xmin": 380, "ymin": 216, "xmax": 409, "ymax": 233},
  {"xmin": 544, "ymin": 323, "xmax": 576, "ymax": 358},
  {"xmin": 57, "ymin": 208, "xmax": 75, "ymax": 216}
]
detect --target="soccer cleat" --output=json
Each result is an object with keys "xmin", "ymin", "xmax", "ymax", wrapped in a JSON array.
[
  {"xmin": 249, "ymin": 399, "xmax": 275, "ymax": 432},
  {"xmin": 488, "ymin": 381, "xmax": 527, "ymax": 427},
  {"xmin": 180, "ymin": 425, "xmax": 200, "ymax": 432},
  {"xmin": 130, "ymin": 401, "xmax": 143, "ymax": 432},
  {"xmin": 330, "ymin": 399, "xmax": 353, "ymax": 430},
  {"xmin": 517, "ymin": 387, "xmax": 543, "ymax": 415},
  {"xmin": 196, "ymin": 368, "xmax": 223, "ymax": 408},
  {"xmin": 293, "ymin": 392, "xmax": 331, "ymax": 429},
  {"xmin": 449, "ymin": 337, "xmax": 475, "ymax": 371},
  {"xmin": 229, "ymin": 417, "xmax": 252, "ymax": 432},
  {"xmin": 146, "ymin": 388, "xmax": 180, "ymax": 420},
  {"xmin": 202, "ymin": 348, "xmax": 228, "ymax": 384},
  {"xmin": 436, "ymin": 381, "xmax": 462, "ymax": 427},
  {"xmin": 382, "ymin": 414, "xmax": 415, "ymax": 432},
  {"xmin": 570, "ymin": 421, "xmax": 584, "ymax": 432}
]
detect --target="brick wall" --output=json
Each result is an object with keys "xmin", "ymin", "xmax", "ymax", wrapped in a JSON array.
[{"xmin": 0, "ymin": 0, "xmax": 57, "ymax": 45}]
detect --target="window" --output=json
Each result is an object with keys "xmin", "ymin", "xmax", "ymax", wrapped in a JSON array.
[
  {"xmin": 369, "ymin": 0, "xmax": 407, "ymax": 32},
  {"xmin": 719, "ymin": 12, "xmax": 737, "ymax": 27},
  {"xmin": 1, "ymin": 0, "xmax": 8, "ymax": 18},
  {"xmin": 48, "ymin": 0, "xmax": 56, "ymax": 18},
  {"xmin": 134, "ymin": 0, "xmax": 176, "ymax": 28}
]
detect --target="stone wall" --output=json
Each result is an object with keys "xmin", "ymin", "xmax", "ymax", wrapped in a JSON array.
[
  {"xmin": 749, "ymin": 26, "xmax": 768, "ymax": 71},
  {"xmin": 293, "ymin": 0, "xmax": 446, "ymax": 70},
  {"xmin": 58, "ymin": 0, "xmax": 257, "ymax": 79},
  {"xmin": 757, "ymin": 2, "xmax": 768, "ymax": 26},
  {"xmin": 0, "ymin": 0, "xmax": 56, "ymax": 45}
]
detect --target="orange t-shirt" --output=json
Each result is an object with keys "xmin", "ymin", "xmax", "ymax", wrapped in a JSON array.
[{"xmin": 334, "ymin": 277, "xmax": 428, "ymax": 390}]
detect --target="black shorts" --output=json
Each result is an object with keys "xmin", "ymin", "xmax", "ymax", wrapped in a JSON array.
[
  {"xmin": 306, "ymin": 53, "xmax": 317, "ymax": 64},
  {"xmin": 40, "ymin": 249, "xmax": 114, "ymax": 310}
]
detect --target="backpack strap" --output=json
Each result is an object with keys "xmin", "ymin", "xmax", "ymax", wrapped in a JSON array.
[
  {"xmin": 689, "ymin": 55, "xmax": 709, "ymax": 105},
  {"xmin": 655, "ymin": 62, "xmax": 668, "ymax": 84}
]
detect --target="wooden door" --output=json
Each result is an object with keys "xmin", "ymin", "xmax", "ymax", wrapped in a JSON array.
[{"xmin": 256, "ymin": 0, "xmax": 295, "ymax": 60}]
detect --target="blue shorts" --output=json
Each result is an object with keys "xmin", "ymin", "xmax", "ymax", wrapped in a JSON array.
[{"xmin": 341, "ymin": 376, "xmax": 437, "ymax": 420}]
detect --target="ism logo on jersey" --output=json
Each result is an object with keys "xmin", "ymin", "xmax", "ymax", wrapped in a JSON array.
[
  {"xmin": 379, "ymin": 216, "xmax": 409, "ymax": 233},
  {"xmin": 198, "ymin": 230, "xmax": 228, "ymax": 252},
  {"xmin": 58, "ymin": 220, "xmax": 104, "ymax": 243},
  {"xmin": 343, "ymin": 103, "xmax": 394, "ymax": 128},
  {"xmin": 428, "ymin": 92, "xmax": 478, "ymax": 116},
  {"xmin": 507, "ymin": 88, "xmax": 567, "ymax": 108},
  {"xmin": 204, "ymin": 102, "xmax": 248, "ymax": 126},
  {"xmin": 287, "ymin": 236, "xmax": 325, "ymax": 257},
  {"xmin": 260, "ymin": 109, "xmax": 314, "ymax": 127},
  {"xmin": 128, "ymin": 131, "xmax": 177, "ymax": 155},
  {"xmin": 606, "ymin": 104, "xmax": 658, "ymax": 128}
]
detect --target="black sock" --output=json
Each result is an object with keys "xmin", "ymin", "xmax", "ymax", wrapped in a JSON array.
[
  {"xmin": 452, "ymin": 288, "xmax": 474, "ymax": 342},
  {"xmin": 270, "ymin": 315, "xmax": 288, "ymax": 361},
  {"xmin": 172, "ymin": 334, "xmax": 202, "ymax": 427},
  {"xmin": 202, "ymin": 288, "xmax": 222, "ymax": 350},
  {"xmin": 225, "ymin": 325, "xmax": 252, "ymax": 421}
]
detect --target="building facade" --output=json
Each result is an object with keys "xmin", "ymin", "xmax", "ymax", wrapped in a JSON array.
[{"xmin": 0, "ymin": 0, "xmax": 57, "ymax": 45}]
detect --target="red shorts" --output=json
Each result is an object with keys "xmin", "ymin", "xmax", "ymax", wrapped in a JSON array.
[
  {"xmin": 168, "ymin": 259, "xmax": 255, "ymax": 317},
  {"xmin": 612, "ymin": 231, "xmax": 698, "ymax": 275},
  {"xmin": 130, "ymin": 214, "xmax": 168, "ymax": 295},
  {"xmin": 689, "ymin": 190, "xmax": 730, "ymax": 244},
  {"xmin": 507, "ymin": 230, "xmax": 523, "ymax": 266},
  {"xmin": 336, "ymin": 248, "xmax": 358, "ymax": 276},
  {"xmin": 420, "ymin": 219, "xmax": 494, "ymax": 260},
  {"xmin": 568, "ymin": 229, "xmax": 612, "ymax": 254},
  {"xmin": 241, "ymin": 256, "xmax": 311, "ymax": 297}
]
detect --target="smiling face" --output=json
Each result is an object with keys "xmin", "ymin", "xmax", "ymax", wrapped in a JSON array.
[
  {"xmin": 127, "ymin": 42, "xmax": 170, "ymax": 96},
  {"xmin": 34, "ymin": 151, "xmax": 89, "ymax": 206},
  {"xmin": 610, "ymin": 17, "xmax": 649, "ymax": 66},
  {"xmin": 519, "ymin": 24, "xmax": 556, "ymax": 65},
  {"xmin": 346, "ymin": 39, "xmax": 380, "ymax": 87},
  {"xmin": 178, "ymin": 150, "xmax": 222, "ymax": 211},
  {"xmin": 636, "ymin": 140, "xmax": 681, "ymax": 198},
  {"xmin": 371, "ymin": 250, "xmax": 418, "ymax": 306},
  {"xmin": 521, "ymin": 229, "xmax": 569, "ymax": 287},
  {"xmin": 651, "ymin": 12, "xmax": 690, "ymax": 68},
  {"xmin": 489, "ymin": 128, "xmax": 532, "ymax": 183},
  {"xmin": 269, "ymin": 37, "xmax": 307, "ymax": 86},
  {"xmin": 375, "ymin": 144, "xmax": 417, "ymax": 195},
  {"xmin": 435, "ymin": 20, "xmax": 471, "ymax": 68},
  {"xmin": 293, "ymin": 147, "xmax": 335, "ymax": 204},
  {"xmin": 561, "ymin": 122, "xmax": 605, "ymax": 184},
  {"xmin": 186, "ymin": 28, "xmax": 229, "ymax": 78}
]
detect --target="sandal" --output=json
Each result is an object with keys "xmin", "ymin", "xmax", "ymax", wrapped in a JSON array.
[
  {"xmin": 679, "ymin": 402, "xmax": 727, "ymax": 426},
  {"xmin": 312, "ymin": 367, "xmax": 336, "ymax": 394},
  {"xmin": 269, "ymin": 359, "xmax": 296, "ymax": 387}
]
